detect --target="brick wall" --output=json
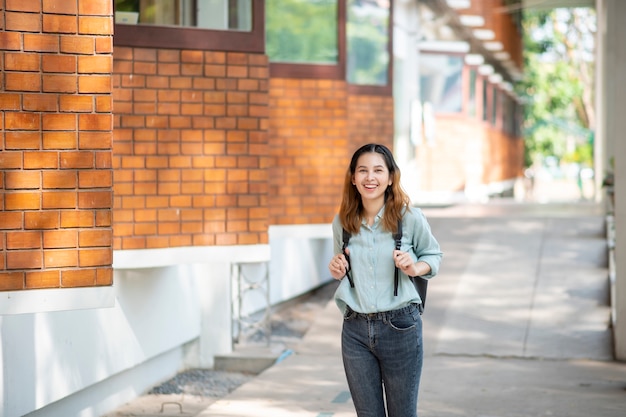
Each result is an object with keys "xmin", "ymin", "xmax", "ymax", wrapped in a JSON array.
[
  {"xmin": 268, "ymin": 78, "xmax": 350, "ymax": 225},
  {"xmin": 348, "ymin": 94, "xmax": 394, "ymax": 152},
  {"xmin": 0, "ymin": 0, "xmax": 113, "ymax": 291},
  {"xmin": 415, "ymin": 114, "xmax": 523, "ymax": 193},
  {"xmin": 112, "ymin": 47, "xmax": 269, "ymax": 249}
]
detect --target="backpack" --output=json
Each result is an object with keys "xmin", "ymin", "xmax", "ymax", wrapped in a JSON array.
[{"xmin": 342, "ymin": 219, "xmax": 428, "ymax": 314}]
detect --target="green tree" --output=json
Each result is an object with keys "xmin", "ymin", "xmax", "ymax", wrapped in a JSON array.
[{"xmin": 519, "ymin": 8, "xmax": 596, "ymax": 168}]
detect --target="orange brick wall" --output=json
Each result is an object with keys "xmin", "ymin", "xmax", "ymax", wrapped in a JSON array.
[
  {"xmin": 348, "ymin": 94, "xmax": 394, "ymax": 153},
  {"xmin": 112, "ymin": 47, "xmax": 269, "ymax": 249},
  {"xmin": 268, "ymin": 78, "xmax": 348, "ymax": 225},
  {"xmin": 267, "ymin": 78, "xmax": 394, "ymax": 225},
  {"xmin": 0, "ymin": 0, "xmax": 113, "ymax": 291},
  {"xmin": 416, "ymin": 115, "xmax": 523, "ymax": 193}
]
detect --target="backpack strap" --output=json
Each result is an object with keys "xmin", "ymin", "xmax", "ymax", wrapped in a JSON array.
[
  {"xmin": 395, "ymin": 217, "xmax": 428, "ymax": 313},
  {"xmin": 393, "ymin": 219, "xmax": 402, "ymax": 296},
  {"xmin": 342, "ymin": 227, "xmax": 354, "ymax": 288}
]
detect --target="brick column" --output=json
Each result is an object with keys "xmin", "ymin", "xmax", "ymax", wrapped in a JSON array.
[{"xmin": 0, "ymin": 0, "xmax": 113, "ymax": 291}]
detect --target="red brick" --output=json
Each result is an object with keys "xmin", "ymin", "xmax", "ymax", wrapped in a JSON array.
[
  {"xmin": 43, "ymin": 113, "xmax": 77, "ymax": 130},
  {"xmin": 78, "ymin": 75, "xmax": 111, "ymax": 93},
  {"xmin": 60, "ymin": 95, "xmax": 93, "ymax": 112},
  {"xmin": 95, "ymin": 210, "xmax": 111, "ymax": 227},
  {"xmin": 5, "ymin": 131, "xmax": 41, "ymax": 150},
  {"xmin": 43, "ymin": 14, "xmax": 78, "ymax": 33},
  {"xmin": 0, "ymin": 94, "xmax": 21, "ymax": 111},
  {"xmin": 95, "ymin": 95, "xmax": 112, "ymax": 112},
  {"xmin": 79, "ymin": 170, "xmax": 111, "ymax": 188},
  {"xmin": 5, "ymin": 171, "xmax": 41, "ymax": 189},
  {"xmin": 78, "ymin": 55, "xmax": 112, "ymax": 74},
  {"xmin": 7, "ymin": 0, "xmax": 42, "ymax": 12},
  {"xmin": 43, "ymin": 0, "xmax": 78, "ymax": 15},
  {"xmin": 7, "ymin": 250, "xmax": 43, "ymax": 269},
  {"xmin": 23, "ymin": 151, "xmax": 59, "ymax": 169},
  {"xmin": 0, "ymin": 272, "xmax": 25, "ymax": 290},
  {"xmin": 24, "ymin": 94, "xmax": 59, "ymax": 111},
  {"xmin": 44, "ymin": 249, "xmax": 78, "ymax": 268},
  {"xmin": 60, "ymin": 151, "xmax": 93, "ymax": 168},
  {"xmin": 5, "ymin": 11, "xmax": 42, "ymax": 32},
  {"xmin": 95, "ymin": 152, "xmax": 112, "ymax": 168},
  {"xmin": 0, "ymin": 32, "xmax": 22, "ymax": 51},
  {"xmin": 24, "ymin": 34, "xmax": 60, "ymax": 52},
  {"xmin": 6, "ymin": 231, "xmax": 42, "ymax": 249},
  {"xmin": 79, "ymin": 131, "xmax": 111, "ymax": 149},
  {"xmin": 4, "ymin": 52, "xmax": 40, "ymax": 71},
  {"xmin": 0, "ymin": 212, "xmax": 24, "ymax": 229},
  {"xmin": 25, "ymin": 270, "xmax": 60, "ymax": 289},
  {"xmin": 42, "ymin": 170, "xmax": 77, "ymax": 189},
  {"xmin": 42, "ymin": 55, "xmax": 77, "ymax": 73},
  {"xmin": 43, "ymin": 131, "xmax": 78, "ymax": 149},
  {"xmin": 96, "ymin": 267, "xmax": 112, "ymax": 285},
  {"xmin": 79, "ymin": 247, "xmax": 111, "ymax": 267},
  {"xmin": 61, "ymin": 269, "xmax": 95, "ymax": 287},
  {"xmin": 43, "ymin": 74, "xmax": 77, "ymax": 93},
  {"xmin": 42, "ymin": 191, "xmax": 77, "ymax": 209},
  {"xmin": 24, "ymin": 211, "xmax": 60, "ymax": 229},
  {"xmin": 78, "ymin": 190, "xmax": 111, "ymax": 208},
  {"xmin": 43, "ymin": 230, "xmax": 78, "ymax": 248},
  {"xmin": 79, "ymin": 229, "xmax": 111, "ymax": 247},
  {"xmin": 5, "ymin": 73, "xmax": 41, "ymax": 92},
  {"xmin": 60, "ymin": 210, "xmax": 94, "ymax": 228},
  {"xmin": 60, "ymin": 35, "xmax": 94, "ymax": 55},
  {"xmin": 78, "ymin": 16, "xmax": 112, "ymax": 35},
  {"xmin": 95, "ymin": 36, "xmax": 112, "ymax": 53},
  {"xmin": 79, "ymin": 0, "xmax": 112, "ymax": 16},
  {"xmin": 5, "ymin": 192, "xmax": 40, "ymax": 210}
]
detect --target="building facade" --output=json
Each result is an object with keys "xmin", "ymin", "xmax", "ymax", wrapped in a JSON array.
[{"xmin": 1, "ymin": 1, "xmax": 531, "ymax": 416}]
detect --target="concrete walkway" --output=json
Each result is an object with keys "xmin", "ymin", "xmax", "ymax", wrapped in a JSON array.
[{"xmin": 198, "ymin": 200, "xmax": 626, "ymax": 417}]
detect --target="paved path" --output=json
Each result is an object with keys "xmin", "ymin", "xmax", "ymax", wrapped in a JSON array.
[{"xmin": 199, "ymin": 200, "xmax": 626, "ymax": 417}]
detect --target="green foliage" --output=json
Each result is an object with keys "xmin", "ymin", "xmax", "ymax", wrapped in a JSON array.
[
  {"xmin": 265, "ymin": 0, "xmax": 338, "ymax": 64},
  {"xmin": 346, "ymin": 2, "xmax": 389, "ymax": 85},
  {"xmin": 520, "ymin": 8, "xmax": 595, "ymax": 168},
  {"xmin": 115, "ymin": 0, "xmax": 139, "ymax": 12}
]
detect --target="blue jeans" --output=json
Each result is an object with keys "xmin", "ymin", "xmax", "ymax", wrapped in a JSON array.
[{"xmin": 341, "ymin": 303, "xmax": 423, "ymax": 417}]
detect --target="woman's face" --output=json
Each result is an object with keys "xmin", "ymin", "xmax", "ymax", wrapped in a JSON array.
[{"xmin": 352, "ymin": 152, "xmax": 392, "ymax": 204}]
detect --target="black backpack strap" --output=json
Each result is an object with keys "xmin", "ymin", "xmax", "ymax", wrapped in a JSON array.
[
  {"xmin": 395, "ymin": 217, "xmax": 428, "ymax": 313},
  {"xmin": 393, "ymin": 219, "xmax": 402, "ymax": 296},
  {"xmin": 342, "ymin": 227, "xmax": 354, "ymax": 288}
]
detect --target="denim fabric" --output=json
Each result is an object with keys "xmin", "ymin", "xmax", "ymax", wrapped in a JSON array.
[{"xmin": 341, "ymin": 303, "xmax": 423, "ymax": 417}]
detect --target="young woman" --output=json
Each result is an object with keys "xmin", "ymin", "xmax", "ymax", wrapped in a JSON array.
[{"xmin": 328, "ymin": 143, "xmax": 443, "ymax": 417}]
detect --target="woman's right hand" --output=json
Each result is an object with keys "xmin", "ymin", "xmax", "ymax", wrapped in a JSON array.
[{"xmin": 328, "ymin": 250, "xmax": 350, "ymax": 280}]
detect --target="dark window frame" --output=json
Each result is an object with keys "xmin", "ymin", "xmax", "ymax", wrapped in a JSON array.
[
  {"xmin": 270, "ymin": 0, "xmax": 392, "ymax": 96},
  {"xmin": 113, "ymin": 0, "xmax": 265, "ymax": 53}
]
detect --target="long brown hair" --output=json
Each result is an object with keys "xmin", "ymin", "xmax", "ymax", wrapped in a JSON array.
[{"xmin": 339, "ymin": 143, "xmax": 410, "ymax": 235}]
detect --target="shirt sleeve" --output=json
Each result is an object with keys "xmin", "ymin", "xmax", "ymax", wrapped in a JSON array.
[
  {"xmin": 405, "ymin": 207, "xmax": 443, "ymax": 279},
  {"xmin": 331, "ymin": 214, "xmax": 344, "ymax": 255}
]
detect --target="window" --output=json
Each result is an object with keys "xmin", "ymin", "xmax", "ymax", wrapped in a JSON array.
[
  {"xmin": 420, "ymin": 54, "xmax": 463, "ymax": 113},
  {"xmin": 113, "ymin": 0, "xmax": 263, "ymax": 52},
  {"xmin": 346, "ymin": 0, "xmax": 390, "ymax": 86},
  {"xmin": 114, "ymin": 0, "xmax": 252, "ymax": 31},
  {"xmin": 266, "ymin": 0, "xmax": 338, "ymax": 64}
]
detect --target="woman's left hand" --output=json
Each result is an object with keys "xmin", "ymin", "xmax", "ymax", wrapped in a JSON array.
[{"xmin": 393, "ymin": 250, "xmax": 430, "ymax": 277}]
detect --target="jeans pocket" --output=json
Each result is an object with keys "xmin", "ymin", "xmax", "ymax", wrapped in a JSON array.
[{"xmin": 388, "ymin": 313, "xmax": 417, "ymax": 331}]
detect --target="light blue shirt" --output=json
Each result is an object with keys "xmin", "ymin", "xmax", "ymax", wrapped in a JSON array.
[{"xmin": 333, "ymin": 206, "xmax": 442, "ymax": 314}]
